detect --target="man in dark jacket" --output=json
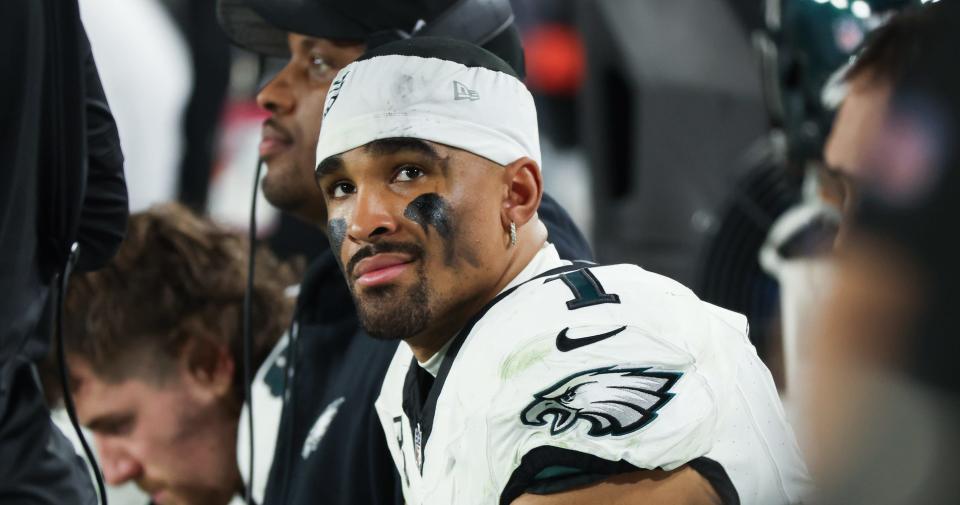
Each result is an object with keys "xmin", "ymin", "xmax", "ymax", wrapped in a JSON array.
[
  {"xmin": 216, "ymin": 1, "xmax": 592, "ymax": 504},
  {"xmin": 0, "ymin": 0, "xmax": 128, "ymax": 503}
]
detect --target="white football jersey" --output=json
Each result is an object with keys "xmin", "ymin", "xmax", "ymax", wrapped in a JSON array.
[{"xmin": 375, "ymin": 244, "xmax": 810, "ymax": 505}]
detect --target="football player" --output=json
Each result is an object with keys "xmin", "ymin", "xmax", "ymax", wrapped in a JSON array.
[
  {"xmin": 312, "ymin": 37, "xmax": 810, "ymax": 505},
  {"xmin": 216, "ymin": 1, "xmax": 593, "ymax": 504}
]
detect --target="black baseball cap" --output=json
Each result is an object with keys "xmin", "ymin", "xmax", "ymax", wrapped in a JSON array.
[
  {"xmin": 217, "ymin": 0, "xmax": 517, "ymax": 59},
  {"xmin": 218, "ymin": 0, "xmax": 427, "ymax": 56}
]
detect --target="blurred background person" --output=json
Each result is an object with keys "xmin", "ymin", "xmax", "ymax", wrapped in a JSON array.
[
  {"xmin": 78, "ymin": 0, "xmax": 234, "ymax": 214},
  {"xmin": 804, "ymin": 1, "xmax": 960, "ymax": 503},
  {"xmin": 158, "ymin": 0, "xmax": 235, "ymax": 212},
  {"xmin": 48, "ymin": 203, "xmax": 295, "ymax": 505},
  {"xmin": 78, "ymin": 0, "xmax": 193, "ymax": 212},
  {"xmin": 0, "ymin": 0, "xmax": 128, "ymax": 502}
]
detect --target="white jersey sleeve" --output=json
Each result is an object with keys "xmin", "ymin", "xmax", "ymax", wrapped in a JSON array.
[
  {"xmin": 474, "ymin": 264, "xmax": 807, "ymax": 504},
  {"xmin": 495, "ymin": 326, "xmax": 719, "ymax": 471}
]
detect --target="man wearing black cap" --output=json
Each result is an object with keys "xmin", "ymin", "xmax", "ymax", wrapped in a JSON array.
[{"xmin": 216, "ymin": 2, "xmax": 592, "ymax": 504}]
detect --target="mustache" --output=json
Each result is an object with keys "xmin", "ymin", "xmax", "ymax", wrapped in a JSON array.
[
  {"xmin": 262, "ymin": 117, "xmax": 294, "ymax": 142},
  {"xmin": 346, "ymin": 242, "xmax": 425, "ymax": 279}
]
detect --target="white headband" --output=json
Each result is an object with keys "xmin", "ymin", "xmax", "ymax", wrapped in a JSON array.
[{"xmin": 315, "ymin": 53, "xmax": 541, "ymax": 170}]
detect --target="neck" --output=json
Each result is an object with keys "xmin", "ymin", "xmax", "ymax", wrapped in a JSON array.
[
  {"xmin": 405, "ymin": 221, "xmax": 548, "ymax": 363},
  {"xmin": 406, "ymin": 316, "xmax": 467, "ymax": 364}
]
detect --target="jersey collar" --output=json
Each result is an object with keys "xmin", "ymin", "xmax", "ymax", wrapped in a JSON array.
[
  {"xmin": 401, "ymin": 243, "xmax": 581, "ymax": 474},
  {"xmin": 502, "ymin": 242, "xmax": 566, "ymax": 292}
]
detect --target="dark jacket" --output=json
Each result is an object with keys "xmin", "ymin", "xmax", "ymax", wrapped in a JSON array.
[
  {"xmin": 262, "ymin": 193, "xmax": 592, "ymax": 505},
  {"xmin": 0, "ymin": 1, "xmax": 127, "ymax": 502},
  {"xmin": 0, "ymin": 0, "xmax": 128, "ymax": 364}
]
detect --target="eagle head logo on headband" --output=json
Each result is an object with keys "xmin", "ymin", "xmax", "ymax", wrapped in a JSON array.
[
  {"xmin": 323, "ymin": 70, "xmax": 351, "ymax": 118},
  {"xmin": 315, "ymin": 37, "xmax": 541, "ymax": 171}
]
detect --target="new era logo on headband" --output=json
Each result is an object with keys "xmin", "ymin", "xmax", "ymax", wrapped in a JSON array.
[{"xmin": 453, "ymin": 81, "xmax": 480, "ymax": 101}]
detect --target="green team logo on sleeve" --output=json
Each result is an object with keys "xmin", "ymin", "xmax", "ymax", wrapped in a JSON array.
[{"xmin": 520, "ymin": 367, "xmax": 681, "ymax": 437}]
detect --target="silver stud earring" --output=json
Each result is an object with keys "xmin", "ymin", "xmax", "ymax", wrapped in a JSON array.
[{"xmin": 509, "ymin": 221, "xmax": 518, "ymax": 248}]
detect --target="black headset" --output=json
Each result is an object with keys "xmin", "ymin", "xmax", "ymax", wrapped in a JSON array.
[{"xmin": 415, "ymin": 0, "xmax": 514, "ymax": 46}]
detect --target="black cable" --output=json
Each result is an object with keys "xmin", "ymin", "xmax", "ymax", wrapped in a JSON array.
[
  {"xmin": 56, "ymin": 242, "xmax": 108, "ymax": 505},
  {"xmin": 243, "ymin": 159, "xmax": 264, "ymax": 505}
]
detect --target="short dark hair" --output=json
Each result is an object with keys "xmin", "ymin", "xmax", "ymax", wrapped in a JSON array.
[
  {"xmin": 55, "ymin": 203, "xmax": 296, "ymax": 400},
  {"xmin": 845, "ymin": 5, "xmax": 933, "ymax": 87}
]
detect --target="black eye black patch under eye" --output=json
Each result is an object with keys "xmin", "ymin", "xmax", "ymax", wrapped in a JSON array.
[
  {"xmin": 327, "ymin": 218, "xmax": 348, "ymax": 258},
  {"xmin": 402, "ymin": 193, "xmax": 482, "ymax": 268},
  {"xmin": 403, "ymin": 193, "xmax": 453, "ymax": 239}
]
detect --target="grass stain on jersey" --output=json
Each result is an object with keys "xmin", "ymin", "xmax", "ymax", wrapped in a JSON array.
[
  {"xmin": 403, "ymin": 193, "xmax": 479, "ymax": 267},
  {"xmin": 500, "ymin": 342, "xmax": 553, "ymax": 381}
]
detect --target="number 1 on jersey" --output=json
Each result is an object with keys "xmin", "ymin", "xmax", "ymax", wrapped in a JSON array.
[{"xmin": 547, "ymin": 268, "xmax": 621, "ymax": 310}]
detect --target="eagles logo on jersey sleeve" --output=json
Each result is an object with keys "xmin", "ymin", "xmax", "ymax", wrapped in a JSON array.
[
  {"xmin": 480, "ymin": 263, "xmax": 774, "ymax": 504},
  {"xmin": 520, "ymin": 366, "xmax": 681, "ymax": 437},
  {"xmin": 487, "ymin": 322, "xmax": 721, "ymax": 500}
]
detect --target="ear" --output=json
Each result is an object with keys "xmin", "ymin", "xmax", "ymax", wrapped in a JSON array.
[
  {"xmin": 501, "ymin": 157, "xmax": 543, "ymax": 228},
  {"xmin": 180, "ymin": 337, "xmax": 235, "ymax": 403}
]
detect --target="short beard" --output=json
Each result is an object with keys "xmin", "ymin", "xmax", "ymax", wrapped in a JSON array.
[
  {"xmin": 353, "ymin": 272, "xmax": 432, "ymax": 341},
  {"xmin": 260, "ymin": 163, "xmax": 312, "ymax": 213}
]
